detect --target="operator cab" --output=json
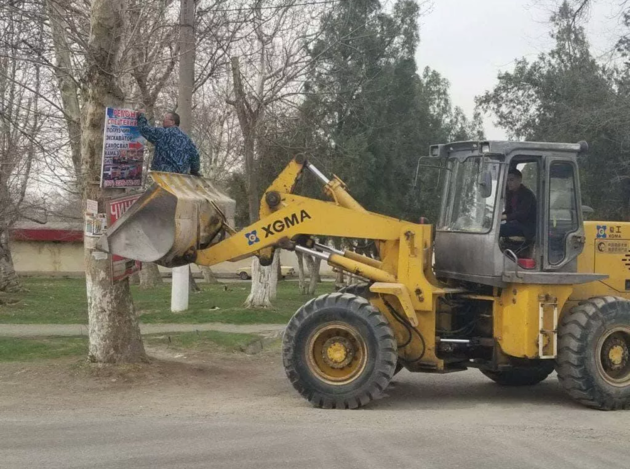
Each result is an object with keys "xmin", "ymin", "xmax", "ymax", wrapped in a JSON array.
[{"xmin": 431, "ymin": 140, "xmax": 599, "ymax": 287}]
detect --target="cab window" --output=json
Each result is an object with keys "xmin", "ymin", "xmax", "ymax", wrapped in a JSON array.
[{"xmin": 548, "ymin": 162, "xmax": 579, "ymax": 264}]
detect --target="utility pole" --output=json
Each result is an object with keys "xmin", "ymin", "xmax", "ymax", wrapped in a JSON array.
[{"xmin": 172, "ymin": 0, "xmax": 195, "ymax": 312}]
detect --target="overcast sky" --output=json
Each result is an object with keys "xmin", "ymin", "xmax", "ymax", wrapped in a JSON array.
[{"xmin": 415, "ymin": 0, "xmax": 626, "ymax": 139}]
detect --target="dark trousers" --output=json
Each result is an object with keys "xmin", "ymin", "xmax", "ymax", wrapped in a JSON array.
[{"xmin": 500, "ymin": 221, "xmax": 530, "ymax": 239}]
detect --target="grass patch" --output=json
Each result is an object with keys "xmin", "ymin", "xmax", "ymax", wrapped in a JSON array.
[
  {"xmin": 0, "ymin": 278, "xmax": 334, "ymax": 325},
  {"xmin": 0, "ymin": 278, "xmax": 90, "ymax": 324},
  {"xmin": 145, "ymin": 330, "xmax": 258, "ymax": 352},
  {"xmin": 0, "ymin": 336, "xmax": 88, "ymax": 362},
  {"xmin": 0, "ymin": 331, "xmax": 259, "ymax": 362}
]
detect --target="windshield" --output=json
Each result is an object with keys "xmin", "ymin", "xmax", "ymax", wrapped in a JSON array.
[{"xmin": 438, "ymin": 157, "xmax": 500, "ymax": 233}]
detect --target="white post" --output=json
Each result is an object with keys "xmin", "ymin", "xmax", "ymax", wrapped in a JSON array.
[
  {"xmin": 171, "ymin": 266, "xmax": 190, "ymax": 312},
  {"xmin": 171, "ymin": 0, "xmax": 196, "ymax": 313}
]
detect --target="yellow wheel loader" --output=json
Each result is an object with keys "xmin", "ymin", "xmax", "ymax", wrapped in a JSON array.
[{"xmin": 98, "ymin": 141, "xmax": 630, "ymax": 410}]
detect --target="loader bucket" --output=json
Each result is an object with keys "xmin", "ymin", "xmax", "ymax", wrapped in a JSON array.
[{"xmin": 97, "ymin": 172, "xmax": 235, "ymax": 268}]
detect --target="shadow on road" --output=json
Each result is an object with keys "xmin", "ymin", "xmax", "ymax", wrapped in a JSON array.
[{"xmin": 374, "ymin": 372, "xmax": 577, "ymax": 410}]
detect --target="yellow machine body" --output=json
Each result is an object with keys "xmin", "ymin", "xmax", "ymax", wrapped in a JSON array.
[{"xmin": 570, "ymin": 222, "xmax": 630, "ymax": 304}]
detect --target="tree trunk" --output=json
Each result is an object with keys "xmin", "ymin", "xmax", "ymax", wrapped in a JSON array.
[
  {"xmin": 170, "ymin": 0, "xmax": 197, "ymax": 311},
  {"xmin": 229, "ymin": 57, "xmax": 259, "ymax": 224},
  {"xmin": 179, "ymin": 0, "xmax": 195, "ymax": 133},
  {"xmin": 335, "ymin": 268, "xmax": 345, "ymax": 291},
  {"xmin": 244, "ymin": 256, "xmax": 278, "ymax": 308},
  {"xmin": 269, "ymin": 249, "xmax": 280, "ymax": 300},
  {"xmin": 277, "ymin": 252, "xmax": 282, "ymax": 280},
  {"xmin": 0, "ymin": 230, "xmax": 20, "ymax": 293},
  {"xmin": 201, "ymin": 266, "xmax": 219, "ymax": 284},
  {"xmin": 82, "ymin": 0, "xmax": 147, "ymax": 364},
  {"xmin": 189, "ymin": 266, "xmax": 201, "ymax": 292},
  {"xmin": 296, "ymin": 252, "xmax": 307, "ymax": 294},
  {"xmin": 229, "ymin": 56, "xmax": 277, "ymax": 307},
  {"xmin": 139, "ymin": 263, "xmax": 163, "ymax": 288},
  {"xmin": 129, "ymin": 271, "xmax": 140, "ymax": 285},
  {"xmin": 305, "ymin": 255, "xmax": 318, "ymax": 295},
  {"xmin": 313, "ymin": 257, "xmax": 322, "ymax": 283},
  {"xmin": 246, "ymin": 249, "xmax": 280, "ymax": 307},
  {"xmin": 46, "ymin": 0, "xmax": 83, "ymax": 178}
]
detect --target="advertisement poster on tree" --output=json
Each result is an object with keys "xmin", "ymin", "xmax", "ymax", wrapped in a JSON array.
[
  {"xmin": 107, "ymin": 194, "xmax": 143, "ymax": 281},
  {"xmin": 101, "ymin": 107, "xmax": 145, "ymax": 188}
]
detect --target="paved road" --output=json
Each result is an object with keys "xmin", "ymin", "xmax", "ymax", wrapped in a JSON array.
[
  {"xmin": 1, "ymin": 364, "xmax": 629, "ymax": 469},
  {"xmin": 0, "ymin": 322, "xmax": 285, "ymax": 337}
]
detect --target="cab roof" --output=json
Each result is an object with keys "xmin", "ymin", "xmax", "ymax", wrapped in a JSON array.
[{"xmin": 429, "ymin": 140, "xmax": 588, "ymax": 159}]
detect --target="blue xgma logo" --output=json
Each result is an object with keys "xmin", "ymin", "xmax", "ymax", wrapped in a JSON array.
[{"xmin": 245, "ymin": 230, "xmax": 260, "ymax": 245}]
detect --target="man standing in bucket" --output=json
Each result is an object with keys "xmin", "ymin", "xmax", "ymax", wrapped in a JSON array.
[{"xmin": 136, "ymin": 109, "xmax": 201, "ymax": 176}]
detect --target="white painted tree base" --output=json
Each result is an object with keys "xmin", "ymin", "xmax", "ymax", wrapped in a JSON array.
[
  {"xmin": 245, "ymin": 252, "xmax": 279, "ymax": 308},
  {"xmin": 171, "ymin": 265, "xmax": 190, "ymax": 312}
]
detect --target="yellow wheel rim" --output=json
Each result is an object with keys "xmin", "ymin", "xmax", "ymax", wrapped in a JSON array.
[
  {"xmin": 306, "ymin": 322, "xmax": 368, "ymax": 385},
  {"xmin": 597, "ymin": 326, "xmax": 630, "ymax": 387}
]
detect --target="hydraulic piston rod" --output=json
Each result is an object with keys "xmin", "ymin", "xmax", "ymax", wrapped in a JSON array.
[
  {"xmin": 295, "ymin": 245, "xmax": 395, "ymax": 283},
  {"xmin": 304, "ymin": 161, "xmax": 330, "ymax": 185},
  {"xmin": 305, "ymin": 161, "xmax": 366, "ymax": 213},
  {"xmin": 315, "ymin": 242, "xmax": 383, "ymax": 270}
]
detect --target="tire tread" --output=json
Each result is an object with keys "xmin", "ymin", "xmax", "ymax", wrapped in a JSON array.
[
  {"xmin": 282, "ymin": 292, "xmax": 397, "ymax": 409},
  {"xmin": 556, "ymin": 296, "xmax": 630, "ymax": 410}
]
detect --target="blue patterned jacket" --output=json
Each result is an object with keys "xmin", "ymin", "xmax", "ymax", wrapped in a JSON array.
[{"xmin": 137, "ymin": 114, "xmax": 201, "ymax": 176}]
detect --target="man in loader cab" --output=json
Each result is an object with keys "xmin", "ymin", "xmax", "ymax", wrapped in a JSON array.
[
  {"xmin": 500, "ymin": 168, "xmax": 536, "ymax": 240},
  {"xmin": 136, "ymin": 110, "xmax": 201, "ymax": 176}
]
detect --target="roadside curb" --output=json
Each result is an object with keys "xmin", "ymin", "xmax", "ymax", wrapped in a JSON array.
[{"xmin": 0, "ymin": 323, "xmax": 286, "ymax": 338}]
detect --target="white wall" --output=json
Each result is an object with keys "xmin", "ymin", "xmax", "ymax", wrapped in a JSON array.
[
  {"xmin": 11, "ymin": 241, "xmax": 85, "ymax": 274},
  {"xmin": 10, "ymin": 240, "xmax": 335, "ymax": 277}
]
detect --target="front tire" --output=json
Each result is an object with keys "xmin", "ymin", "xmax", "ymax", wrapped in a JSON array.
[
  {"xmin": 556, "ymin": 297, "xmax": 630, "ymax": 410},
  {"xmin": 282, "ymin": 293, "xmax": 397, "ymax": 409},
  {"xmin": 336, "ymin": 284, "xmax": 404, "ymax": 376},
  {"xmin": 481, "ymin": 360, "xmax": 554, "ymax": 386}
]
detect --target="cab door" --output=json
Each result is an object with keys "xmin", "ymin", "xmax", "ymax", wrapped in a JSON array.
[{"xmin": 543, "ymin": 158, "xmax": 585, "ymax": 270}]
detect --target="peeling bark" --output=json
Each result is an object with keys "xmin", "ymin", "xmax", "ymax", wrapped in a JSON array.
[
  {"xmin": 82, "ymin": 0, "xmax": 147, "ymax": 364},
  {"xmin": 244, "ymin": 254, "xmax": 279, "ymax": 308}
]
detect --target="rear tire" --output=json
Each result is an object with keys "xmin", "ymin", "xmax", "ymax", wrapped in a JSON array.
[
  {"xmin": 556, "ymin": 297, "xmax": 630, "ymax": 410},
  {"xmin": 481, "ymin": 361, "xmax": 554, "ymax": 386},
  {"xmin": 238, "ymin": 272, "xmax": 249, "ymax": 281},
  {"xmin": 282, "ymin": 293, "xmax": 397, "ymax": 409}
]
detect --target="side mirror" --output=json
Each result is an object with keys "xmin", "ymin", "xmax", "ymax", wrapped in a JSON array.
[{"xmin": 479, "ymin": 170, "xmax": 493, "ymax": 198}]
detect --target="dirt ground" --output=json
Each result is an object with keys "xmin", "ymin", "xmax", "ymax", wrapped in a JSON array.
[{"xmin": 1, "ymin": 345, "xmax": 630, "ymax": 469}]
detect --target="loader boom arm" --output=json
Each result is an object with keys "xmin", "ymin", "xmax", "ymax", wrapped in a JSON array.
[
  {"xmin": 193, "ymin": 157, "xmax": 442, "ymax": 313},
  {"xmin": 197, "ymin": 156, "xmax": 390, "ymax": 267},
  {"xmin": 196, "ymin": 193, "xmax": 402, "ymax": 267}
]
